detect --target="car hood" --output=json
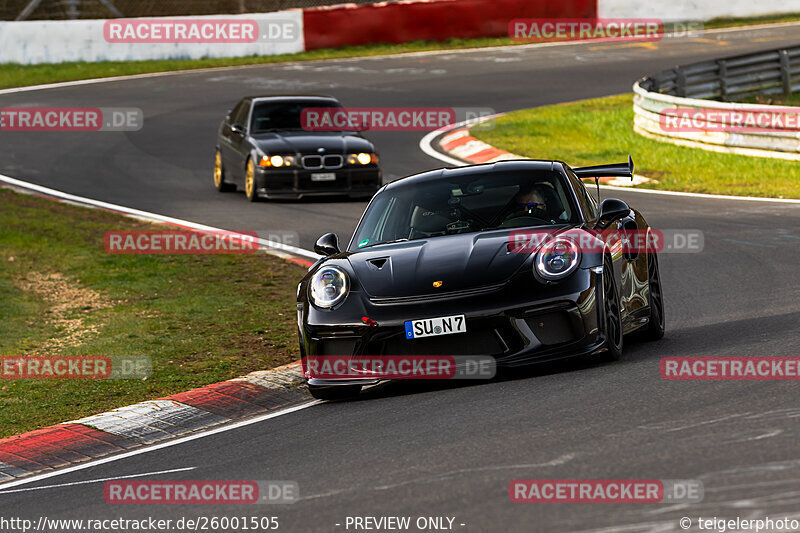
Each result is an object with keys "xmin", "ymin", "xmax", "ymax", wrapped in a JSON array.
[
  {"xmin": 251, "ymin": 131, "xmax": 373, "ymax": 154},
  {"xmin": 347, "ymin": 232, "xmax": 531, "ymax": 299}
]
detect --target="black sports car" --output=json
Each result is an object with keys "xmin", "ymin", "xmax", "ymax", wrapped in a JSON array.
[
  {"xmin": 214, "ymin": 95, "xmax": 381, "ymax": 200},
  {"xmin": 297, "ymin": 158, "xmax": 665, "ymax": 400}
]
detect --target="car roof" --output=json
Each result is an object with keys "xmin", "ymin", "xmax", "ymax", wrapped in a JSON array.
[
  {"xmin": 384, "ymin": 159, "xmax": 570, "ymax": 191},
  {"xmin": 246, "ymin": 95, "xmax": 340, "ymax": 104}
]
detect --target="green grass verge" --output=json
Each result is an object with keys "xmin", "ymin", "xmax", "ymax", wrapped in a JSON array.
[
  {"xmin": 0, "ymin": 38, "xmax": 518, "ymax": 90},
  {"xmin": 470, "ymin": 93, "xmax": 800, "ymax": 198},
  {"xmin": 2, "ymin": 13, "xmax": 799, "ymax": 90},
  {"xmin": 703, "ymin": 13, "xmax": 800, "ymax": 29},
  {"xmin": 0, "ymin": 188, "xmax": 307, "ymax": 438}
]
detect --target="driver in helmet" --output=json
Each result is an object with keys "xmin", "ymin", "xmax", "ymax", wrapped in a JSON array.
[
  {"xmin": 515, "ymin": 185, "xmax": 550, "ymax": 220},
  {"xmin": 503, "ymin": 183, "xmax": 567, "ymax": 224}
]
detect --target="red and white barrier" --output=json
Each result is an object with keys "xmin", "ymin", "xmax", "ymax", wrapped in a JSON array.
[
  {"xmin": 5, "ymin": 0, "xmax": 800, "ymax": 65},
  {"xmin": 1, "ymin": 0, "xmax": 596, "ymax": 65},
  {"xmin": 0, "ymin": 11, "xmax": 304, "ymax": 65},
  {"xmin": 302, "ymin": 0, "xmax": 596, "ymax": 50}
]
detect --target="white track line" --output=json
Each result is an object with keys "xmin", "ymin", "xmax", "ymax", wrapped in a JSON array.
[
  {"xmin": 0, "ymin": 401, "xmax": 320, "ymax": 491},
  {"xmin": 0, "ymin": 466, "xmax": 197, "ymax": 494},
  {"xmin": 0, "ymin": 173, "xmax": 321, "ymax": 261},
  {"xmin": 0, "ymin": 65, "xmax": 294, "ymax": 96}
]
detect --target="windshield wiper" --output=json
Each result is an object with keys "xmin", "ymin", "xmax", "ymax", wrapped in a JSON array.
[{"xmin": 361, "ymin": 238, "xmax": 409, "ymax": 249}]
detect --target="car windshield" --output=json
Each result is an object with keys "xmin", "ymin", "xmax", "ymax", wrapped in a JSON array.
[
  {"xmin": 250, "ymin": 100, "xmax": 342, "ymax": 133},
  {"xmin": 350, "ymin": 168, "xmax": 579, "ymax": 250}
]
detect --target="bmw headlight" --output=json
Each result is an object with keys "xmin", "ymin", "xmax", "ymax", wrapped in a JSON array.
[
  {"xmin": 535, "ymin": 238, "xmax": 580, "ymax": 280},
  {"xmin": 347, "ymin": 152, "xmax": 378, "ymax": 165},
  {"xmin": 309, "ymin": 266, "xmax": 348, "ymax": 308},
  {"xmin": 259, "ymin": 155, "xmax": 297, "ymax": 168}
]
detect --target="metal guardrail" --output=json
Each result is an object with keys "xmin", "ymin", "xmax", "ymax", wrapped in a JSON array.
[
  {"xmin": 639, "ymin": 46, "xmax": 800, "ymax": 101},
  {"xmin": 633, "ymin": 46, "xmax": 800, "ymax": 161}
]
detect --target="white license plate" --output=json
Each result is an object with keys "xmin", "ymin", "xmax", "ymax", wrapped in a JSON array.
[
  {"xmin": 311, "ymin": 172, "xmax": 336, "ymax": 182},
  {"xmin": 404, "ymin": 315, "xmax": 466, "ymax": 339}
]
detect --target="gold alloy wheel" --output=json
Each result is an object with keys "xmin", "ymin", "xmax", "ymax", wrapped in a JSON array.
[
  {"xmin": 245, "ymin": 159, "xmax": 255, "ymax": 199},
  {"xmin": 213, "ymin": 152, "xmax": 222, "ymax": 188}
]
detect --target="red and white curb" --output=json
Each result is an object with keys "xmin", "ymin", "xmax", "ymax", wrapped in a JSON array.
[
  {"xmin": 438, "ymin": 127, "xmax": 521, "ymax": 164},
  {"xmin": 0, "ymin": 174, "xmax": 321, "ymax": 484},
  {"xmin": 434, "ymin": 122, "xmax": 652, "ymax": 187},
  {"xmin": 0, "ymin": 176, "xmax": 317, "ymax": 483},
  {"xmin": 0, "ymin": 362, "xmax": 307, "ymax": 483}
]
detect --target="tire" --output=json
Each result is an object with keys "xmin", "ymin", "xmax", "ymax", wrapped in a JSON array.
[
  {"xmin": 244, "ymin": 158, "xmax": 259, "ymax": 202},
  {"xmin": 309, "ymin": 384, "xmax": 362, "ymax": 401},
  {"xmin": 213, "ymin": 150, "xmax": 236, "ymax": 192},
  {"xmin": 599, "ymin": 256, "xmax": 624, "ymax": 362},
  {"xmin": 640, "ymin": 251, "xmax": 665, "ymax": 341}
]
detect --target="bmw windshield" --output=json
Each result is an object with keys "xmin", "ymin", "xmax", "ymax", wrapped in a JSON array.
[
  {"xmin": 350, "ymin": 168, "xmax": 580, "ymax": 250},
  {"xmin": 250, "ymin": 100, "xmax": 342, "ymax": 133}
]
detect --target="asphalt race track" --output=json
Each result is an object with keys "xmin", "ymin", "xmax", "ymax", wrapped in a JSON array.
[{"xmin": 2, "ymin": 24, "xmax": 800, "ymax": 532}]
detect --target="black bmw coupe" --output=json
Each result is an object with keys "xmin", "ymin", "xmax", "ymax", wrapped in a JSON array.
[
  {"xmin": 297, "ymin": 158, "xmax": 665, "ymax": 400},
  {"xmin": 214, "ymin": 95, "xmax": 381, "ymax": 200}
]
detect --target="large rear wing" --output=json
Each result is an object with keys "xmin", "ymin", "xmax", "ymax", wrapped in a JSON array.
[{"xmin": 572, "ymin": 155, "xmax": 634, "ymax": 181}]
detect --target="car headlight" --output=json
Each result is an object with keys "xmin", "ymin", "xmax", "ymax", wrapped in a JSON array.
[
  {"xmin": 347, "ymin": 152, "xmax": 378, "ymax": 165},
  {"xmin": 309, "ymin": 266, "xmax": 348, "ymax": 308},
  {"xmin": 535, "ymin": 238, "xmax": 580, "ymax": 280},
  {"xmin": 259, "ymin": 155, "xmax": 297, "ymax": 168}
]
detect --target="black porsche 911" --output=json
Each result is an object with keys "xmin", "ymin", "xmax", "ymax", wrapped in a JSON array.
[
  {"xmin": 213, "ymin": 95, "xmax": 382, "ymax": 200},
  {"xmin": 297, "ymin": 158, "xmax": 665, "ymax": 400}
]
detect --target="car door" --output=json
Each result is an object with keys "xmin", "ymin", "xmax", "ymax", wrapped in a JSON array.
[
  {"xmin": 590, "ymin": 190, "xmax": 641, "ymax": 329},
  {"xmin": 221, "ymin": 100, "xmax": 251, "ymax": 184},
  {"xmin": 220, "ymin": 100, "xmax": 243, "ymax": 176},
  {"xmin": 570, "ymin": 173, "xmax": 633, "ymax": 321}
]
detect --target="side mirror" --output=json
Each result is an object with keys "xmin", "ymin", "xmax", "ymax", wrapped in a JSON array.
[
  {"xmin": 314, "ymin": 233, "xmax": 341, "ymax": 256},
  {"xmin": 230, "ymin": 124, "xmax": 245, "ymax": 135},
  {"xmin": 594, "ymin": 198, "xmax": 631, "ymax": 230}
]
